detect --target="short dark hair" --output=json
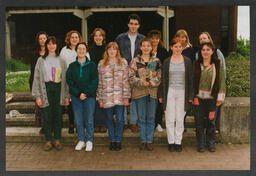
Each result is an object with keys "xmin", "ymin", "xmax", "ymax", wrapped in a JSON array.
[
  {"xmin": 75, "ymin": 42, "xmax": 88, "ymax": 51},
  {"xmin": 128, "ymin": 14, "xmax": 141, "ymax": 24}
]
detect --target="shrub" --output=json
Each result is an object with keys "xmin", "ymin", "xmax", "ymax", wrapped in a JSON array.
[
  {"xmin": 236, "ymin": 36, "xmax": 250, "ymax": 57},
  {"xmin": 6, "ymin": 57, "xmax": 30, "ymax": 73},
  {"xmin": 225, "ymin": 55, "xmax": 250, "ymax": 97}
]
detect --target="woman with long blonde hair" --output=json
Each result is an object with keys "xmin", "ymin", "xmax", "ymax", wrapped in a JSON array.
[{"xmin": 97, "ymin": 42, "xmax": 130, "ymax": 151}]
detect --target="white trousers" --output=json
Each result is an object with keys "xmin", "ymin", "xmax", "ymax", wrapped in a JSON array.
[{"xmin": 165, "ymin": 87, "xmax": 186, "ymax": 145}]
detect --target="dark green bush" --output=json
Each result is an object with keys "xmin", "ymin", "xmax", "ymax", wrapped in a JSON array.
[
  {"xmin": 225, "ymin": 55, "xmax": 250, "ymax": 97},
  {"xmin": 236, "ymin": 36, "xmax": 250, "ymax": 57},
  {"xmin": 6, "ymin": 57, "xmax": 30, "ymax": 72}
]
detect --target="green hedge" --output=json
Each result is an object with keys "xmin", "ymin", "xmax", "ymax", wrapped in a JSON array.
[
  {"xmin": 225, "ymin": 55, "xmax": 250, "ymax": 97},
  {"xmin": 6, "ymin": 57, "xmax": 30, "ymax": 73}
]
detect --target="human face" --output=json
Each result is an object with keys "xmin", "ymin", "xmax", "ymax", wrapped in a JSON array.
[
  {"xmin": 201, "ymin": 45, "xmax": 213, "ymax": 60},
  {"xmin": 47, "ymin": 41, "xmax": 57, "ymax": 55},
  {"xmin": 150, "ymin": 35, "xmax": 160, "ymax": 47},
  {"xmin": 94, "ymin": 31, "xmax": 104, "ymax": 46},
  {"xmin": 128, "ymin": 19, "xmax": 140, "ymax": 35},
  {"xmin": 70, "ymin": 33, "xmax": 80, "ymax": 47},
  {"xmin": 107, "ymin": 46, "xmax": 118, "ymax": 58},
  {"xmin": 170, "ymin": 42, "xmax": 183, "ymax": 55},
  {"xmin": 140, "ymin": 41, "xmax": 152, "ymax": 56},
  {"xmin": 199, "ymin": 33, "xmax": 210, "ymax": 44},
  {"xmin": 38, "ymin": 34, "xmax": 47, "ymax": 47},
  {"xmin": 76, "ymin": 44, "xmax": 87, "ymax": 58},
  {"xmin": 178, "ymin": 34, "xmax": 187, "ymax": 45}
]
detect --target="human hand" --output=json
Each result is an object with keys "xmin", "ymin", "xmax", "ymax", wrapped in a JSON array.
[
  {"xmin": 36, "ymin": 98, "xmax": 42, "ymax": 107},
  {"xmin": 80, "ymin": 93, "xmax": 87, "ymax": 100},
  {"xmin": 159, "ymin": 98, "xmax": 163, "ymax": 103},
  {"xmin": 64, "ymin": 98, "xmax": 70, "ymax": 106}
]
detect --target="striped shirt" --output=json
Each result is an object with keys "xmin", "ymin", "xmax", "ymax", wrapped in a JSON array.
[{"xmin": 169, "ymin": 61, "xmax": 185, "ymax": 90}]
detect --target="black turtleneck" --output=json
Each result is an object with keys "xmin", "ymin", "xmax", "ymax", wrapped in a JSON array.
[{"xmin": 89, "ymin": 44, "xmax": 106, "ymax": 65}]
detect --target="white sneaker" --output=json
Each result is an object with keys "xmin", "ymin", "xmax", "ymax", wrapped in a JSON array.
[
  {"xmin": 156, "ymin": 124, "xmax": 164, "ymax": 132},
  {"xmin": 75, "ymin": 141, "xmax": 85, "ymax": 151},
  {"xmin": 85, "ymin": 141, "xmax": 93, "ymax": 151}
]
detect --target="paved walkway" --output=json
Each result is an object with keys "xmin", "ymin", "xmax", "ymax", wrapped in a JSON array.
[{"xmin": 6, "ymin": 143, "xmax": 249, "ymax": 170}]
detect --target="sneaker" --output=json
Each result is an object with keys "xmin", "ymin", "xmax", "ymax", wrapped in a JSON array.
[
  {"xmin": 115, "ymin": 142, "xmax": 122, "ymax": 151},
  {"xmin": 175, "ymin": 144, "xmax": 182, "ymax": 152},
  {"xmin": 156, "ymin": 124, "xmax": 164, "ymax": 132},
  {"xmin": 130, "ymin": 124, "xmax": 139, "ymax": 133},
  {"xmin": 168, "ymin": 144, "xmax": 175, "ymax": 152},
  {"xmin": 109, "ymin": 142, "xmax": 116, "ymax": 151},
  {"xmin": 75, "ymin": 141, "xmax": 86, "ymax": 151},
  {"xmin": 44, "ymin": 142, "xmax": 52, "ymax": 151},
  {"xmin": 85, "ymin": 141, "xmax": 93, "ymax": 151},
  {"xmin": 53, "ymin": 141, "xmax": 62, "ymax": 150},
  {"xmin": 146, "ymin": 143, "xmax": 153, "ymax": 151}
]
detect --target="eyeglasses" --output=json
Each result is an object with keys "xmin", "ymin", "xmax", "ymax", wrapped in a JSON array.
[{"xmin": 129, "ymin": 22, "xmax": 139, "ymax": 26}]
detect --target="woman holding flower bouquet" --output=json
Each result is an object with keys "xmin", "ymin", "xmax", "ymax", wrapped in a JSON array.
[{"xmin": 129, "ymin": 38, "xmax": 161, "ymax": 151}]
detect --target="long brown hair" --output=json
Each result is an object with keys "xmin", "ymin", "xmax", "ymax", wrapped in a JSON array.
[
  {"xmin": 35, "ymin": 31, "xmax": 48, "ymax": 53},
  {"xmin": 101, "ymin": 42, "xmax": 123, "ymax": 67},
  {"xmin": 175, "ymin": 29, "xmax": 192, "ymax": 47}
]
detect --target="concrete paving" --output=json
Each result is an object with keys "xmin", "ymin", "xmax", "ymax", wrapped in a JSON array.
[{"xmin": 6, "ymin": 142, "xmax": 250, "ymax": 170}]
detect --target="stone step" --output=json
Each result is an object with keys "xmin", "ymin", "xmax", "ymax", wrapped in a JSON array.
[
  {"xmin": 8, "ymin": 92, "xmax": 34, "ymax": 102},
  {"xmin": 6, "ymin": 127, "xmax": 207, "ymax": 145},
  {"xmin": 5, "ymin": 114, "xmax": 196, "ymax": 128},
  {"xmin": 6, "ymin": 101, "xmax": 35, "ymax": 113}
]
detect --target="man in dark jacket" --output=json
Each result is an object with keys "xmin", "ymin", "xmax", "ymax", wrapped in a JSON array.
[{"xmin": 115, "ymin": 14, "xmax": 145, "ymax": 133}]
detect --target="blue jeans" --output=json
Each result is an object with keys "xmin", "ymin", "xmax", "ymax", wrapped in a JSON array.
[
  {"xmin": 195, "ymin": 98, "xmax": 217, "ymax": 148},
  {"xmin": 105, "ymin": 105, "xmax": 124, "ymax": 142},
  {"xmin": 135, "ymin": 96, "xmax": 157, "ymax": 143},
  {"xmin": 124, "ymin": 100, "xmax": 138, "ymax": 125},
  {"xmin": 94, "ymin": 101, "xmax": 107, "ymax": 126},
  {"xmin": 71, "ymin": 95, "xmax": 95, "ymax": 142}
]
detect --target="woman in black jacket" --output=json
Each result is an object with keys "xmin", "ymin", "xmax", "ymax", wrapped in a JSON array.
[
  {"xmin": 29, "ymin": 31, "xmax": 48, "ymax": 134},
  {"xmin": 158, "ymin": 37, "xmax": 193, "ymax": 152},
  {"xmin": 147, "ymin": 30, "xmax": 170, "ymax": 132},
  {"xmin": 88, "ymin": 28, "xmax": 108, "ymax": 133}
]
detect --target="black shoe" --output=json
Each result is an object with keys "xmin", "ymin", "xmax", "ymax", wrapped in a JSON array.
[
  {"xmin": 197, "ymin": 145, "xmax": 205, "ymax": 152},
  {"xmin": 175, "ymin": 144, "xmax": 182, "ymax": 152},
  {"xmin": 208, "ymin": 145, "xmax": 216, "ymax": 152},
  {"xmin": 109, "ymin": 142, "xmax": 116, "ymax": 151},
  {"xmin": 68, "ymin": 125, "xmax": 74, "ymax": 134},
  {"xmin": 115, "ymin": 142, "xmax": 121, "ymax": 151},
  {"xmin": 39, "ymin": 127, "xmax": 44, "ymax": 134},
  {"xmin": 168, "ymin": 144, "xmax": 175, "ymax": 152}
]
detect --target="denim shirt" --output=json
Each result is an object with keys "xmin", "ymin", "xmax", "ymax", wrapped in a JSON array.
[{"xmin": 115, "ymin": 32, "xmax": 145, "ymax": 64}]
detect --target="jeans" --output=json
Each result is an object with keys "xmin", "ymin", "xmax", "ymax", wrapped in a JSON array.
[
  {"xmin": 195, "ymin": 98, "xmax": 217, "ymax": 148},
  {"xmin": 135, "ymin": 96, "xmax": 157, "ymax": 143},
  {"xmin": 124, "ymin": 100, "xmax": 138, "ymax": 125},
  {"xmin": 105, "ymin": 105, "xmax": 124, "ymax": 142},
  {"xmin": 94, "ymin": 101, "xmax": 107, "ymax": 126},
  {"xmin": 71, "ymin": 95, "xmax": 95, "ymax": 142}
]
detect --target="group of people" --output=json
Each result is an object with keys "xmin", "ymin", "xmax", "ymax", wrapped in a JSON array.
[{"xmin": 30, "ymin": 13, "xmax": 226, "ymax": 153}]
